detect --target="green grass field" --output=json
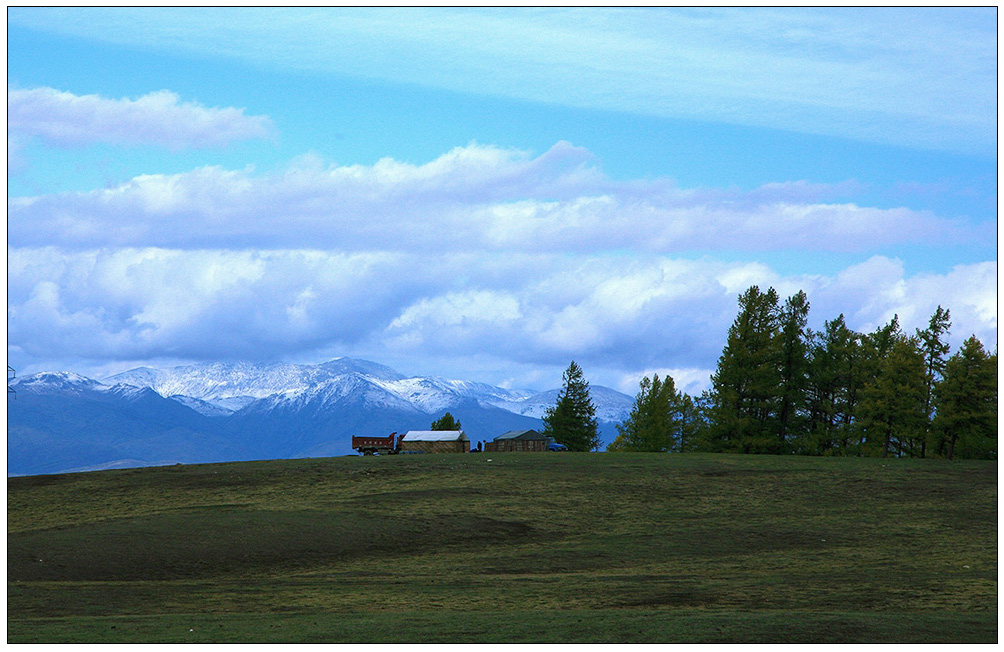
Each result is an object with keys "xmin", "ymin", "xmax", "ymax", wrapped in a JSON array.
[{"xmin": 7, "ymin": 452, "xmax": 997, "ymax": 643}]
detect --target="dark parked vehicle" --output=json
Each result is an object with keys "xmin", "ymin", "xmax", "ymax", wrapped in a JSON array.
[{"xmin": 352, "ymin": 432, "xmax": 404, "ymax": 455}]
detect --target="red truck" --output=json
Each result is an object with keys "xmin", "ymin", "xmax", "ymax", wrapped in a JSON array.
[{"xmin": 352, "ymin": 432, "xmax": 405, "ymax": 455}]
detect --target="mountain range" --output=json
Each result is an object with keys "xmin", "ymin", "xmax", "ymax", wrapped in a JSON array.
[{"xmin": 7, "ymin": 358, "xmax": 634, "ymax": 476}]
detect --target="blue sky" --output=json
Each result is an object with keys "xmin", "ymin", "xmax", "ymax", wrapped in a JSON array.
[{"xmin": 6, "ymin": 7, "xmax": 998, "ymax": 394}]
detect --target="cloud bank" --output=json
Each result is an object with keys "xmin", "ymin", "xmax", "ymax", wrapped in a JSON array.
[
  {"xmin": 8, "ymin": 246, "xmax": 996, "ymax": 392},
  {"xmin": 8, "ymin": 142, "xmax": 977, "ymax": 254}
]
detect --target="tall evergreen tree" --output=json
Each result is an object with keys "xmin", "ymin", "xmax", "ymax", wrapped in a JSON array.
[
  {"xmin": 852, "ymin": 316, "xmax": 900, "ymax": 453},
  {"xmin": 916, "ymin": 306, "xmax": 951, "ymax": 457},
  {"xmin": 542, "ymin": 361, "xmax": 600, "ymax": 452},
  {"xmin": 805, "ymin": 314, "xmax": 862, "ymax": 455},
  {"xmin": 857, "ymin": 329, "xmax": 928, "ymax": 457},
  {"xmin": 776, "ymin": 290, "xmax": 811, "ymax": 451},
  {"xmin": 677, "ymin": 392, "xmax": 703, "ymax": 453},
  {"xmin": 691, "ymin": 390, "xmax": 716, "ymax": 452},
  {"xmin": 862, "ymin": 315, "xmax": 902, "ymax": 362},
  {"xmin": 933, "ymin": 336, "xmax": 997, "ymax": 460},
  {"xmin": 707, "ymin": 286, "xmax": 781, "ymax": 453},
  {"xmin": 609, "ymin": 374, "xmax": 683, "ymax": 452}
]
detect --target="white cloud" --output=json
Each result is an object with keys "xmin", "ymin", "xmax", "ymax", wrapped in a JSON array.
[
  {"xmin": 7, "ymin": 135, "xmax": 28, "ymax": 175},
  {"xmin": 7, "ymin": 142, "xmax": 975, "ymax": 254},
  {"xmin": 390, "ymin": 290, "xmax": 522, "ymax": 329},
  {"xmin": 7, "ymin": 247, "xmax": 417, "ymax": 362},
  {"xmin": 616, "ymin": 367, "xmax": 715, "ymax": 396},
  {"xmin": 8, "ymin": 86, "xmax": 274, "ymax": 149},
  {"xmin": 820, "ymin": 256, "xmax": 998, "ymax": 342}
]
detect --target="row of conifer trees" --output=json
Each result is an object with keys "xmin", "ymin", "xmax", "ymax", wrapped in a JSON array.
[{"xmin": 608, "ymin": 285, "xmax": 997, "ymax": 459}]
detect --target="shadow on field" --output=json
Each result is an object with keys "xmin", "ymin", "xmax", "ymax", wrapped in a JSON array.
[{"xmin": 8, "ymin": 506, "xmax": 539, "ymax": 582}]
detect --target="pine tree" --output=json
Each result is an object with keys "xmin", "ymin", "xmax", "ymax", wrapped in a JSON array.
[
  {"xmin": 431, "ymin": 412, "xmax": 462, "ymax": 431},
  {"xmin": 857, "ymin": 329, "xmax": 928, "ymax": 457},
  {"xmin": 806, "ymin": 314, "xmax": 862, "ymax": 455},
  {"xmin": 609, "ymin": 374, "xmax": 683, "ymax": 452},
  {"xmin": 677, "ymin": 392, "xmax": 703, "ymax": 453},
  {"xmin": 862, "ymin": 315, "xmax": 902, "ymax": 362},
  {"xmin": 933, "ymin": 336, "xmax": 997, "ymax": 460},
  {"xmin": 707, "ymin": 286, "xmax": 782, "ymax": 453},
  {"xmin": 777, "ymin": 290, "xmax": 811, "ymax": 451},
  {"xmin": 691, "ymin": 390, "xmax": 716, "ymax": 452},
  {"xmin": 916, "ymin": 306, "xmax": 951, "ymax": 457},
  {"xmin": 542, "ymin": 361, "xmax": 600, "ymax": 452}
]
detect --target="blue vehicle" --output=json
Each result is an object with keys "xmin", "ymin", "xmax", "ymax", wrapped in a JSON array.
[{"xmin": 547, "ymin": 440, "xmax": 568, "ymax": 452}]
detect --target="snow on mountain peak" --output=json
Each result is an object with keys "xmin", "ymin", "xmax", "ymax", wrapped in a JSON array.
[
  {"xmin": 98, "ymin": 357, "xmax": 633, "ymax": 421},
  {"xmin": 105, "ymin": 361, "xmax": 336, "ymax": 403},
  {"xmin": 14, "ymin": 371, "xmax": 106, "ymax": 393}
]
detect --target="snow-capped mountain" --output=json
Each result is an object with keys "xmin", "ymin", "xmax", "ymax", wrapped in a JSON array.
[
  {"xmin": 8, "ymin": 358, "xmax": 634, "ymax": 476},
  {"xmin": 104, "ymin": 358, "xmax": 407, "ymax": 411},
  {"xmin": 13, "ymin": 371, "xmax": 107, "ymax": 394},
  {"xmin": 102, "ymin": 357, "xmax": 631, "ymax": 422},
  {"xmin": 370, "ymin": 376, "xmax": 537, "ymax": 415}
]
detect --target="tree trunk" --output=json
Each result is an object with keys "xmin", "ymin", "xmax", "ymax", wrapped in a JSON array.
[{"xmin": 946, "ymin": 433, "xmax": 958, "ymax": 461}]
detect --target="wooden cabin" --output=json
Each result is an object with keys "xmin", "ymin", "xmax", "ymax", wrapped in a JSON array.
[
  {"xmin": 399, "ymin": 430, "xmax": 470, "ymax": 454},
  {"xmin": 485, "ymin": 429, "xmax": 554, "ymax": 452}
]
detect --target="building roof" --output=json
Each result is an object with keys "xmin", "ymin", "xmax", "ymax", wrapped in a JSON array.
[
  {"xmin": 494, "ymin": 429, "xmax": 546, "ymax": 441},
  {"xmin": 401, "ymin": 430, "xmax": 468, "ymax": 442}
]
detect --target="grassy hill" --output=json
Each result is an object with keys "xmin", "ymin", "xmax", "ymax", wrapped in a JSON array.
[{"xmin": 7, "ymin": 452, "xmax": 997, "ymax": 643}]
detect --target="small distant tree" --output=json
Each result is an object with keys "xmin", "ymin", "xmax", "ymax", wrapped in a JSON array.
[
  {"xmin": 542, "ymin": 361, "xmax": 600, "ymax": 452},
  {"xmin": 431, "ymin": 412, "xmax": 462, "ymax": 431}
]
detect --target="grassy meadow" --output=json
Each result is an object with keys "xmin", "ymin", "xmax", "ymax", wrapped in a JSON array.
[{"xmin": 7, "ymin": 452, "xmax": 997, "ymax": 643}]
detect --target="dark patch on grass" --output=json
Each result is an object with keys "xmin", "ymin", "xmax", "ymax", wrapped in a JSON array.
[
  {"xmin": 698, "ymin": 468, "xmax": 796, "ymax": 478},
  {"xmin": 349, "ymin": 487, "xmax": 487, "ymax": 503},
  {"xmin": 8, "ymin": 507, "xmax": 539, "ymax": 582},
  {"xmin": 7, "ymin": 472, "xmax": 74, "ymax": 487},
  {"xmin": 478, "ymin": 549, "xmax": 615, "ymax": 575},
  {"xmin": 610, "ymin": 588, "xmax": 717, "ymax": 607}
]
